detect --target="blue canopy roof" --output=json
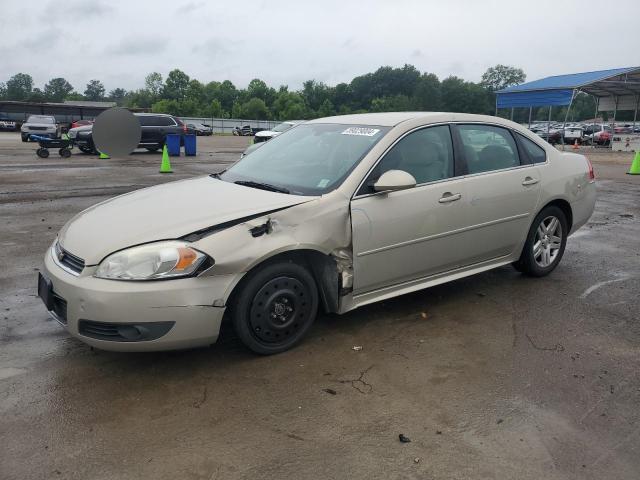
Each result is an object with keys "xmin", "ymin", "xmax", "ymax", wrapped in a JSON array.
[{"xmin": 496, "ymin": 67, "xmax": 640, "ymax": 108}]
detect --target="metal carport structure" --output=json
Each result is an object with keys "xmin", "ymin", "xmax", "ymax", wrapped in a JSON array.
[{"xmin": 495, "ymin": 66, "xmax": 640, "ymax": 147}]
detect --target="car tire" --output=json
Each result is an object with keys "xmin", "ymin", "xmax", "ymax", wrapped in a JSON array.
[
  {"xmin": 513, "ymin": 206, "xmax": 568, "ymax": 277},
  {"xmin": 230, "ymin": 260, "xmax": 319, "ymax": 355},
  {"xmin": 21, "ymin": 134, "xmax": 28, "ymax": 142},
  {"xmin": 36, "ymin": 148, "xmax": 49, "ymax": 158},
  {"xmin": 59, "ymin": 148, "xmax": 71, "ymax": 158}
]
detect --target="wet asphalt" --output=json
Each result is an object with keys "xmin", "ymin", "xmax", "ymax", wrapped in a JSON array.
[{"xmin": 0, "ymin": 133, "xmax": 639, "ymax": 480}]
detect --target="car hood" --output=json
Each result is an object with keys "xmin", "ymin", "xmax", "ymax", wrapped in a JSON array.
[
  {"xmin": 58, "ymin": 176, "xmax": 314, "ymax": 265},
  {"xmin": 69, "ymin": 125, "xmax": 93, "ymax": 134},
  {"xmin": 255, "ymin": 130, "xmax": 278, "ymax": 137}
]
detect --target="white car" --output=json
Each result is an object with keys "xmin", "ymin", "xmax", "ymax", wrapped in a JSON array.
[
  {"xmin": 253, "ymin": 120, "xmax": 304, "ymax": 143},
  {"xmin": 21, "ymin": 115, "xmax": 60, "ymax": 142},
  {"xmin": 563, "ymin": 125, "xmax": 583, "ymax": 144},
  {"xmin": 39, "ymin": 112, "xmax": 596, "ymax": 354},
  {"xmin": 0, "ymin": 119, "xmax": 17, "ymax": 131}
]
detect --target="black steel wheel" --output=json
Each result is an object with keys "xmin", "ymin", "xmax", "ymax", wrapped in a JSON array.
[
  {"xmin": 36, "ymin": 148, "xmax": 49, "ymax": 158},
  {"xmin": 59, "ymin": 148, "xmax": 71, "ymax": 158},
  {"xmin": 231, "ymin": 261, "xmax": 318, "ymax": 355}
]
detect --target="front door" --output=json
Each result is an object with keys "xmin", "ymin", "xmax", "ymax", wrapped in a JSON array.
[{"xmin": 350, "ymin": 125, "xmax": 469, "ymax": 295}]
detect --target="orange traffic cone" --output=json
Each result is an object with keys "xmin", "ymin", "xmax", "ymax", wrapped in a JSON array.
[{"xmin": 572, "ymin": 139, "xmax": 579, "ymax": 150}]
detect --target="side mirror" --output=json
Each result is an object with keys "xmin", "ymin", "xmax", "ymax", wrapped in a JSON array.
[{"xmin": 373, "ymin": 169, "xmax": 417, "ymax": 192}]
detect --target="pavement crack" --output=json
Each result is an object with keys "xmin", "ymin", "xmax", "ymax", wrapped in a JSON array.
[
  {"xmin": 193, "ymin": 386, "xmax": 208, "ymax": 408},
  {"xmin": 525, "ymin": 333, "xmax": 564, "ymax": 352},
  {"xmin": 338, "ymin": 365, "xmax": 374, "ymax": 394}
]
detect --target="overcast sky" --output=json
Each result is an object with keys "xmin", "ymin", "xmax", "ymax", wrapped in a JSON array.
[{"xmin": 1, "ymin": 0, "xmax": 638, "ymax": 93}]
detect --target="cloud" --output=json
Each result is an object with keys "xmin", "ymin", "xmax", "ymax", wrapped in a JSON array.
[
  {"xmin": 106, "ymin": 37, "xmax": 168, "ymax": 56},
  {"xmin": 175, "ymin": 1, "xmax": 206, "ymax": 14}
]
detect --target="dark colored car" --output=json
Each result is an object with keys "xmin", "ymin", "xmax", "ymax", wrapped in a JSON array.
[
  {"xmin": 185, "ymin": 122, "xmax": 213, "ymax": 136},
  {"xmin": 68, "ymin": 113, "xmax": 193, "ymax": 153}
]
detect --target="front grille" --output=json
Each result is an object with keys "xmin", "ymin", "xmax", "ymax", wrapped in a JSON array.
[
  {"xmin": 29, "ymin": 126, "xmax": 47, "ymax": 131},
  {"xmin": 58, "ymin": 246, "xmax": 85, "ymax": 274}
]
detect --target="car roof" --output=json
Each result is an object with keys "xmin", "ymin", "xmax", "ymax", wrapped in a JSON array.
[
  {"xmin": 305, "ymin": 112, "xmax": 519, "ymax": 127},
  {"xmin": 134, "ymin": 113, "xmax": 172, "ymax": 117}
]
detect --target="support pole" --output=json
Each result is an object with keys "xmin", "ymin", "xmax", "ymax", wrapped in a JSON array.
[
  {"xmin": 633, "ymin": 95, "xmax": 639, "ymax": 133},
  {"xmin": 528, "ymin": 106, "xmax": 532, "ymax": 129},
  {"xmin": 611, "ymin": 95, "xmax": 618, "ymax": 150},
  {"xmin": 547, "ymin": 106, "xmax": 552, "ymax": 143},
  {"xmin": 561, "ymin": 90, "xmax": 576, "ymax": 150},
  {"xmin": 495, "ymin": 97, "xmax": 498, "ymax": 116},
  {"xmin": 592, "ymin": 96, "xmax": 599, "ymax": 148},
  {"xmin": 510, "ymin": 107, "xmax": 514, "ymax": 121}
]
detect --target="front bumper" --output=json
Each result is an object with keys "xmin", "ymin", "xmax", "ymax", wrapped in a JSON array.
[{"xmin": 42, "ymin": 248, "xmax": 234, "ymax": 351}]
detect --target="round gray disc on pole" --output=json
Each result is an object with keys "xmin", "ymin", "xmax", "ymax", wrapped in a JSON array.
[{"xmin": 92, "ymin": 107, "xmax": 141, "ymax": 157}]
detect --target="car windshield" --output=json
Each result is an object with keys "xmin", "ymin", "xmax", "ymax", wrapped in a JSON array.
[
  {"xmin": 220, "ymin": 123, "xmax": 389, "ymax": 195},
  {"xmin": 273, "ymin": 122, "xmax": 294, "ymax": 132},
  {"xmin": 28, "ymin": 115, "xmax": 54, "ymax": 124}
]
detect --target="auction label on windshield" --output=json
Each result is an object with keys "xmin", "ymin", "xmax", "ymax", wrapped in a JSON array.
[{"xmin": 341, "ymin": 127, "xmax": 380, "ymax": 136}]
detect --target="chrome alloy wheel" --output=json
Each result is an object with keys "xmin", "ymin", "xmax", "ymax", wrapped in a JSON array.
[{"xmin": 533, "ymin": 215, "xmax": 563, "ymax": 268}]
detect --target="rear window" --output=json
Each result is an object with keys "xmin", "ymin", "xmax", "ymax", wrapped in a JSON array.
[
  {"xmin": 138, "ymin": 115, "xmax": 176, "ymax": 126},
  {"xmin": 517, "ymin": 133, "xmax": 547, "ymax": 164}
]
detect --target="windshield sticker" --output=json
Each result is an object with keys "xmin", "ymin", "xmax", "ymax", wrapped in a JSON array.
[
  {"xmin": 341, "ymin": 127, "xmax": 380, "ymax": 137},
  {"xmin": 317, "ymin": 178, "xmax": 330, "ymax": 188}
]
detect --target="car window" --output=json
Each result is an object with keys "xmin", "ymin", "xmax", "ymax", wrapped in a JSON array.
[
  {"xmin": 517, "ymin": 133, "xmax": 546, "ymax": 164},
  {"xmin": 360, "ymin": 125, "xmax": 454, "ymax": 194},
  {"xmin": 27, "ymin": 115, "xmax": 55, "ymax": 124},
  {"xmin": 221, "ymin": 123, "xmax": 389, "ymax": 196},
  {"xmin": 458, "ymin": 124, "xmax": 520, "ymax": 174},
  {"xmin": 138, "ymin": 116, "xmax": 175, "ymax": 126}
]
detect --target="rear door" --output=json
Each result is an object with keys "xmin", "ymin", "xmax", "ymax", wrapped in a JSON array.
[{"xmin": 452, "ymin": 123, "xmax": 541, "ymax": 266}]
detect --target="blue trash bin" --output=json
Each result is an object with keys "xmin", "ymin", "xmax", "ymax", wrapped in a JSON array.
[
  {"xmin": 165, "ymin": 134, "xmax": 181, "ymax": 156},
  {"xmin": 183, "ymin": 134, "xmax": 197, "ymax": 156}
]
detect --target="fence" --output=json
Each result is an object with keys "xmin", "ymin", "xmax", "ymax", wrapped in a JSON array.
[{"xmin": 180, "ymin": 117, "xmax": 282, "ymax": 134}]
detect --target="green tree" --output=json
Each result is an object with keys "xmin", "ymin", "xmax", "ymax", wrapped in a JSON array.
[
  {"xmin": 0, "ymin": 82, "xmax": 7, "ymax": 100},
  {"xmin": 242, "ymin": 97, "xmax": 269, "ymax": 120},
  {"xmin": 144, "ymin": 72, "xmax": 163, "ymax": 97},
  {"xmin": 27, "ymin": 88, "xmax": 46, "ymax": 103},
  {"xmin": 441, "ymin": 76, "xmax": 492, "ymax": 114},
  {"xmin": 317, "ymin": 99, "xmax": 335, "ymax": 117},
  {"xmin": 370, "ymin": 94, "xmax": 412, "ymax": 112},
  {"xmin": 44, "ymin": 77, "xmax": 74, "ymax": 102},
  {"xmin": 64, "ymin": 92, "xmax": 85, "ymax": 101},
  {"xmin": 185, "ymin": 79, "xmax": 205, "ymax": 105},
  {"xmin": 271, "ymin": 90, "xmax": 307, "ymax": 119},
  {"xmin": 6, "ymin": 73, "xmax": 33, "ymax": 101},
  {"xmin": 151, "ymin": 99, "xmax": 180, "ymax": 115},
  {"xmin": 84, "ymin": 80, "xmax": 105, "ymax": 100},
  {"xmin": 107, "ymin": 88, "xmax": 127, "ymax": 106},
  {"xmin": 480, "ymin": 65, "xmax": 526, "ymax": 92},
  {"xmin": 413, "ymin": 73, "xmax": 441, "ymax": 111},
  {"xmin": 163, "ymin": 69, "xmax": 190, "ymax": 100},
  {"xmin": 203, "ymin": 99, "xmax": 224, "ymax": 118}
]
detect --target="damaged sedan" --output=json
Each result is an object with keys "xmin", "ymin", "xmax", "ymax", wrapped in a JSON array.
[{"xmin": 38, "ymin": 112, "xmax": 596, "ymax": 354}]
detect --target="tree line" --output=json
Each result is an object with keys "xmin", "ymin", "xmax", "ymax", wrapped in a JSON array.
[{"xmin": 0, "ymin": 64, "xmax": 609, "ymax": 122}]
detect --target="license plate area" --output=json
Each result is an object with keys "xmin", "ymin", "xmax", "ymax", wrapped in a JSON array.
[{"xmin": 38, "ymin": 273, "xmax": 68, "ymax": 324}]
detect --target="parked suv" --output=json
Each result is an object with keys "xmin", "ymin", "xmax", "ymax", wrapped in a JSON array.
[
  {"xmin": 68, "ymin": 113, "xmax": 192, "ymax": 153},
  {"xmin": 21, "ymin": 115, "xmax": 60, "ymax": 141}
]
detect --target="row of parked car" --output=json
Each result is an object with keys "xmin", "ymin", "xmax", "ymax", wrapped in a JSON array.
[{"xmin": 529, "ymin": 122, "xmax": 640, "ymax": 146}]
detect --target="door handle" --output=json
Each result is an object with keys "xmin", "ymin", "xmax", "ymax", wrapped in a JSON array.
[
  {"xmin": 439, "ymin": 192, "xmax": 462, "ymax": 203},
  {"xmin": 522, "ymin": 177, "xmax": 539, "ymax": 186}
]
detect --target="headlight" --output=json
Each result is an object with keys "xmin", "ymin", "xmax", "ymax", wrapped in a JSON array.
[{"xmin": 94, "ymin": 241, "xmax": 210, "ymax": 280}]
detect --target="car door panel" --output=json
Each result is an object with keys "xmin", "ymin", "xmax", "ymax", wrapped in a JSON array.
[
  {"xmin": 351, "ymin": 179, "xmax": 468, "ymax": 294},
  {"xmin": 453, "ymin": 124, "xmax": 541, "ymax": 265}
]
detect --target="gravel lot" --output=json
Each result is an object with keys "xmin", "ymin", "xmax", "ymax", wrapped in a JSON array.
[{"xmin": 1, "ymin": 132, "xmax": 639, "ymax": 480}]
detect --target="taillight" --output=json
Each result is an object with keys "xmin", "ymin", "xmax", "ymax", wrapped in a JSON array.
[{"xmin": 586, "ymin": 157, "xmax": 595, "ymax": 182}]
